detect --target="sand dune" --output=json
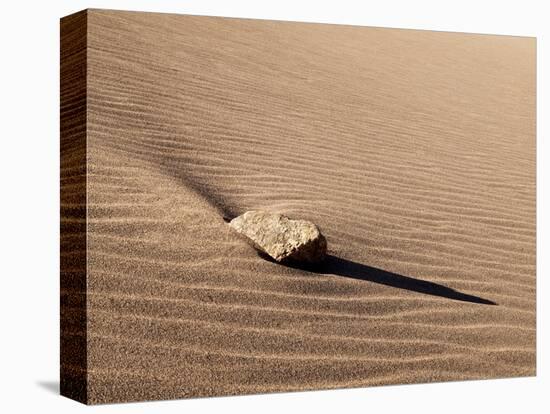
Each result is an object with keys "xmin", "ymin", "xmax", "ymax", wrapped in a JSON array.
[{"xmin": 62, "ymin": 9, "xmax": 535, "ymax": 404}]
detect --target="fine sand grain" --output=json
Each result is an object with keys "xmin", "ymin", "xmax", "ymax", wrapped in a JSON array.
[{"xmin": 65, "ymin": 9, "xmax": 536, "ymax": 404}]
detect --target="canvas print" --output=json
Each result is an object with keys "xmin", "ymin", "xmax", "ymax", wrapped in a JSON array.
[{"xmin": 60, "ymin": 9, "xmax": 536, "ymax": 404}]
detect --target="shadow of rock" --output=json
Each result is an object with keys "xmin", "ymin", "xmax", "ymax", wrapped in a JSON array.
[{"xmin": 262, "ymin": 253, "xmax": 496, "ymax": 305}]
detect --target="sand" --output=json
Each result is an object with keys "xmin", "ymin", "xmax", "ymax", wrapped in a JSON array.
[{"xmin": 62, "ymin": 9, "xmax": 536, "ymax": 404}]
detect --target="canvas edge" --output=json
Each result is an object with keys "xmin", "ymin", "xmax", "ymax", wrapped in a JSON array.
[{"xmin": 60, "ymin": 8, "xmax": 89, "ymax": 405}]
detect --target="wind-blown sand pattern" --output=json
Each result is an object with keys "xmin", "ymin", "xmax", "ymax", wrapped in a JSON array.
[{"xmin": 60, "ymin": 9, "xmax": 536, "ymax": 404}]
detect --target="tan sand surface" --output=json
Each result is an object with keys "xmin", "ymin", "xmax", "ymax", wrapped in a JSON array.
[{"xmin": 68, "ymin": 9, "xmax": 536, "ymax": 403}]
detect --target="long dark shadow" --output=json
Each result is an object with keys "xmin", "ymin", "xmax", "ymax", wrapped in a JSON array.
[{"xmin": 273, "ymin": 254, "xmax": 497, "ymax": 305}]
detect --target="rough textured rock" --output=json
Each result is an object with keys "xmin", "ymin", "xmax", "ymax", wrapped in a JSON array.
[{"xmin": 229, "ymin": 210, "xmax": 327, "ymax": 264}]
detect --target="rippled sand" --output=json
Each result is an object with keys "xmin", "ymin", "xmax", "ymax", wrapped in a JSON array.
[{"xmin": 61, "ymin": 9, "xmax": 536, "ymax": 404}]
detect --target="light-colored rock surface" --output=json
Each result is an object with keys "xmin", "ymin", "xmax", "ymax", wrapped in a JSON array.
[{"xmin": 229, "ymin": 211, "xmax": 327, "ymax": 264}]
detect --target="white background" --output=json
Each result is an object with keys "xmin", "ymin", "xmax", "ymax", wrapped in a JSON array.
[{"xmin": 0, "ymin": 0, "xmax": 547, "ymax": 412}]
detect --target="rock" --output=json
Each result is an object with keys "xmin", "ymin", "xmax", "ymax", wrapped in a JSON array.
[{"xmin": 229, "ymin": 210, "xmax": 327, "ymax": 264}]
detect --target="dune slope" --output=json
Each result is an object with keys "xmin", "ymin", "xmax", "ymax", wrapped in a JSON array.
[{"xmin": 80, "ymin": 10, "xmax": 535, "ymax": 403}]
